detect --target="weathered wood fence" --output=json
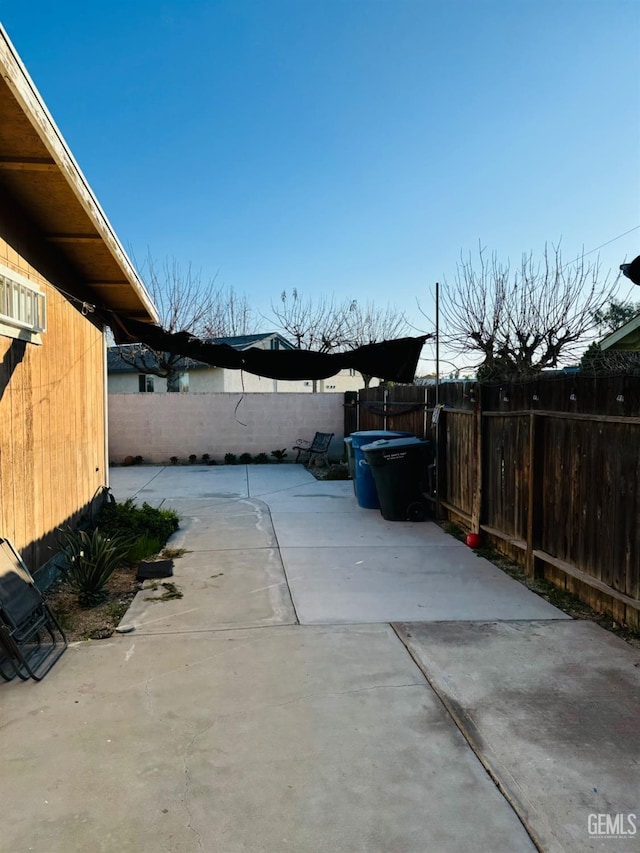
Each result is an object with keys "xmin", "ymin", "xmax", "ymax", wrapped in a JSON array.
[{"xmin": 345, "ymin": 375, "xmax": 640, "ymax": 628}]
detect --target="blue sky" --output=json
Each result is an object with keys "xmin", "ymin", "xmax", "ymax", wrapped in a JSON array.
[{"xmin": 1, "ymin": 0, "xmax": 639, "ymax": 369}]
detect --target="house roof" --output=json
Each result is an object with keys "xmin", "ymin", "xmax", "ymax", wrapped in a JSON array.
[
  {"xmin": 207, "ymin": 333, "xmax": 295, "ymax": 351},
  {"xmin": 0, "ymin": 25, "xmax": 157, "ymax": 322},
  {"xmin": 599, "ymin": 313, "xmax": 640, "ymax": 352},
  {"xmin": 107, "ymin": 333, "xmax": 295, "ymax": 373}
]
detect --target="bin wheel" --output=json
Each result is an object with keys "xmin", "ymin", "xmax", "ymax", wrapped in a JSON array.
[{"xmin": 407, "ymin": 501, "xmax": 427, "ymax": 522}]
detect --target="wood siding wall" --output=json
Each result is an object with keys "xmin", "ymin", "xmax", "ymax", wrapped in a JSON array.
[
  {"xmin": 347, "ymin": 378, "xmax": 640, "ymax": 627},
  {"xmin": 0, "ymin": 208, "xmax": 106, "ymax": 571}
]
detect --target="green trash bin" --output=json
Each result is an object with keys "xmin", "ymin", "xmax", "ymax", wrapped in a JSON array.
[{"xmin": 362, "ymin": 437, "xmax": 430, "ymax": 521}]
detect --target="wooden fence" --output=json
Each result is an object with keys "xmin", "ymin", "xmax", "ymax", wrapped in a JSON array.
[{"xmin": 345, "ymin": 375, "xmax": 640, "ymax": 628}]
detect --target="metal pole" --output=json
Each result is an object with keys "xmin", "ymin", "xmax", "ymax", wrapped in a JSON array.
[
  {"xmin": 435, "ymin": 281, "xmax": 440, "ymax": 519},
  {"xmin": 435, "ymin": 281, "xmax": 439, "ymax": 406}
]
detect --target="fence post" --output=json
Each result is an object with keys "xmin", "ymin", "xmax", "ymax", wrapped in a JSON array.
[
  {"xmin": 471, "ymin": 386, "xmax": 483, "ymax": 533},
  {"xmin": 526, "ymin": 412, "xmax": 543, "ymax": 578},
  {"xmin": 383, "ymin": 387, "xmax": 388, "ymax": 431}
]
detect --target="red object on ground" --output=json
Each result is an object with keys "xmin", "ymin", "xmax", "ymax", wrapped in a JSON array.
[{"xmin": 466, "ymin": 533, "xmax": 481, "ymax": 549}]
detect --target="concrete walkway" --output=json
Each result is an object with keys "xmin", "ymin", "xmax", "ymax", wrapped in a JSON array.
[{"xmin": 1, "ymin": 465, "xmax": 638, "ymax": 853}]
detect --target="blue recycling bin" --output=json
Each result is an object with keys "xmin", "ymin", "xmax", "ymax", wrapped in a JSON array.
[{"xmin": 350, "ymin": 430, "xmax": 414, "ymax": 509}]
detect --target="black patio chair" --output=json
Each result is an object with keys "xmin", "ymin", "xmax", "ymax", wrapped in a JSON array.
[
  {"xmin": 292, "ymin": 431, "xmax": 334, "ymax": 466},
  {"xmin": 0, "ymin": 538, "xmax": 67, "ymax": 682}
]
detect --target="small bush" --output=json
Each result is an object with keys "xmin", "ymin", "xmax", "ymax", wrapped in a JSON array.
[
  {"xmin": 271, "ymin": 449, "xmax": 288, "ymax": 462},
  {"xmin": 58, "ymin": 528, "xmax": 131, "ymax": 607},
  {"xmin": 94, "ymin": 498, "xmax": 179, "ymax": 546},
  {"xmin": 224, "ymin": 453, "xmax": 237, "ymax": 464},
  {"xmin": 239, "ymin": 452, "xmax": 253, "ymax": 464},
  {"xmin": 189, "ymin": 454, "xmax": 197, "ymax": 464},
  {"xmin": 134, "ymin": 455, "xmax": 144, "ymax": 464},
  {"xmin": 254, "ymin": 452, "xmax": 269, "ymax": 464},
  {"xmin": 170, "ymin": 456, "xmax": 179, "ymax": 465},
  {"xmin": 201, "ymin": 453, "xmax": 210, "ymax": 463}
]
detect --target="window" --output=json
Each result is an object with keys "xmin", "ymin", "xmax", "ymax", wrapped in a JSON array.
[
  {"xmin": 0, "ymin": 265, "xmax": 47, "ymax": 344},
  {"xmin": 138, "ymin": 374, "xmax": 154, "ymax": 392},
  {"xmin": 270, "ymin": 338, "xmax": 280, "ymax": 350}
]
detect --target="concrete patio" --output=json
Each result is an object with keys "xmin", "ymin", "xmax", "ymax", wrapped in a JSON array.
[{"xmin": 2, "ymin": 465, "xmax": 638, "ymax": 853}]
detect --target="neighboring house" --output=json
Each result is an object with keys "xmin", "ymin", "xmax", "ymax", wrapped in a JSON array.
[
  {"xmin": 599, "ymin": 313, "xmax": 640, "ymax": 352},
  {"xmin": 108, "ymin": 334, "xmax": 378, "ymax": 393},
  {"xmin": 0, "ymin": 25, "xmax": 157, "ymax": 572}
]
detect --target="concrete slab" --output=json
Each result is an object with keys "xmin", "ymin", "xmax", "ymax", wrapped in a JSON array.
[
  {"xmin": 0, "ymin": 625, "xmax": 534, "ymax": 853},
  {"xmin": 165, "ymin": 505, "xmax": 278, "ymax": 552},
  {"xmin": 271, "ymin": 511, "xmax": 463, "ymax": 548},
  {"xmin": 109, "ymin": 465, "xmax": 250, "ymax": 503},
  {"xmin": 260, "ymin": 480, "xmax": 360, "ymax": 514},
  {"xmin": 108, "ymin": 465, "xmax": 165, "ymax": 501},
  {"xmin": 282, "ymin": 545, "xmax": 569, "ymax": 624},
  {"xmin": 123, "ymin": 548, "xmax": 297, "ymax": 633},
  {"xmin": 247, "ymin": 464, "xmax": 318, "ymax": 495},
  {"xmin": 394, "ymin": 620, "xmax": 640, "ymax": 853},
  {"xmin": 161, "ymin": 497, "xmax": 261, "ymax": 517}
]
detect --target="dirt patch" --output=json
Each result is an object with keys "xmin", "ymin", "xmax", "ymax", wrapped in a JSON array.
[{"xmin": 45, "ymin": 565, "xmax": 140, "ymax": 642}]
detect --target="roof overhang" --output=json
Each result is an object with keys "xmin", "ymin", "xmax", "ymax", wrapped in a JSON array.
[
  {"xmin": 600, "ymin": 313, "xmax": 640, "ymax": 351},
  {"xmin": 0, "ymin": 24, "xmax": 158, "ymax": 322}
]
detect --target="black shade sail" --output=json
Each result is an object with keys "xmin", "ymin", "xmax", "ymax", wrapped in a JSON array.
[{"xmin": 107, "ymin": 313, "xmax": 430, "ymax": 383}]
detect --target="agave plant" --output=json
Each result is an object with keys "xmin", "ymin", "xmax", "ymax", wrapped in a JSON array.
[{"xmin": 57, "ymin": 528, "xmax": 131, "ymax": 607}]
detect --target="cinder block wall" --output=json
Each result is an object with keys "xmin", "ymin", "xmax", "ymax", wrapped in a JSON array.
[{"xmin": 108, "ymin": 392, "xmax": 345, "ymax": 464}]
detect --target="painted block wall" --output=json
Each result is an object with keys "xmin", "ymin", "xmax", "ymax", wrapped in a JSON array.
[{"xmin": 108, "ymin": 392, "xmax": 345, "ymax": 463}]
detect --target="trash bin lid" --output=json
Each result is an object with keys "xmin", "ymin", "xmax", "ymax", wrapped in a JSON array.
[
  {"xmin": 361, "ymin": 437, "xmax": 427, "ymax": 452},
  {"xmin": 350, "ymin": 430, "xmax": 414, "ymax": 449}
]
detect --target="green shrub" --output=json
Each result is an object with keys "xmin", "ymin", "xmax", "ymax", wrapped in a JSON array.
[
  {"xmin": 58, "ymin": 528, "xmax": 131, "ymax": 607},
  {"xmin": 94, "ymin": 498, "xmax": 179, "ymax": 546},
  {"xmin": 254, "ymin": 452, "xmax": 269, "ymax": 464},
  {"xmin": 224, "ymin": 453, "xmax": 237, "ymax": 464},
  {"xmin": 127, "ymin": 533, "xmax": 163, "ymax": 563},
  {"xmin": 239, "ymin": 452, "xmax": 253, "ymax": 464},
  {"xmin": 271, "ymin": 448, "xmax": 287, "ymax": 462}
]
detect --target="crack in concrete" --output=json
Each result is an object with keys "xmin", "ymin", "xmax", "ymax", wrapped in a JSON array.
[
  {"xmin": 181, "ymin": 729, "xmax": 206, "ymax": 853},
  {"xmin": 144, "ymin": 677, "xmax": 155, "ymax": 717},
  {"xmin": 246, "ymin": 681, "xmax": 425, "ymax": 714}
]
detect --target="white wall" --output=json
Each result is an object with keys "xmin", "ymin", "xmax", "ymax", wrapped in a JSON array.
[
  {"xmin": 108, "ymin": 373, "xmax": 169, "ymax": 393},
  {"xmin": 108, "ymin": 392, "xmax": 345, "ymax": 463},
  {"xmin": 108, "ymin": 367, "xmax": 376, "ymax": 394}
]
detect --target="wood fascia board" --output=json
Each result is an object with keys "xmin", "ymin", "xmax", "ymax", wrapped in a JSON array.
[
  {"xmin": 0, "ymin": 24, "xmax": 158, "ymax": 324},
  {"xmin": 599, "ymin": 313, "xmax": 640, "ymax": 351}
]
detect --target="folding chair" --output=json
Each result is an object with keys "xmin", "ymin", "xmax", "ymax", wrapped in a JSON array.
[{"xmin": 0, "ymin": 538, "xmax": 67, "ymax": 682}]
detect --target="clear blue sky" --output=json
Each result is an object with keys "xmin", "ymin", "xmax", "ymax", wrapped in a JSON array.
[{"xmin": 1, "ymin": 0, "xmax": 639, "ymax": 369}]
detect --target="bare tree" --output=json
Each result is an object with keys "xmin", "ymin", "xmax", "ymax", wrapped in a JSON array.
[
  {"xmin": 269, "ymin": 289, "xmax": 353, "ymax": 352},
  {"xmin": 344, "ymin": 300, "xmax": 410, "ymax": 387},
  {"xmin": 201, "ymin": 284, "xmax": 258, "ymax": 339},
  {"xmin": 436, "ymin": 243, "xmax": 619, "ymax": 379},
  {"xmin": 116, "ymin": 255, "xmax": 256, "ymax": 391},
  {"xmin": 268, "ymin": 290, "xmax": 411, "ymax": 389}
]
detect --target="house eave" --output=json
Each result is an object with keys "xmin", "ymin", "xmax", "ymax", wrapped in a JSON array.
[
  {"xmin": 0, "ymin": 24, "xmax": 158, "ymax": 323},
  {"xmin": 599, "ymin": 314, "xmax": 640, "ymax": 351}
]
